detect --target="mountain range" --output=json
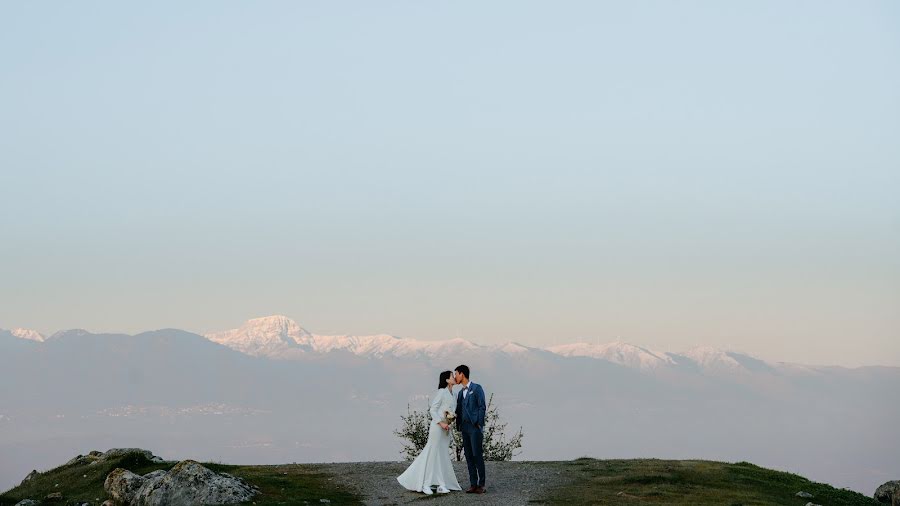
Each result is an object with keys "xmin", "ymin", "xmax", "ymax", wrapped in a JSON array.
[
  {"xmin": 1, "ymin": 315, "xmax": 897, "ymax": 497},
  {"xmin": 3, "ymin": 314, "xmax": 842, "ymax": 375}
]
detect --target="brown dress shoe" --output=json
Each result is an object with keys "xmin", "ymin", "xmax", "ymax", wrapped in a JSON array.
[
  {"xmin": 465, "ymin": 486, "xmax": 478, "ymax": 493},
  {"xmin": 475, "ymin": 486, "xmax": 486, "ymax": 494}
]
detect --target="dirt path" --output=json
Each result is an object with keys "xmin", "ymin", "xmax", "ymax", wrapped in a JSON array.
[{"xmin": 317, "ymin": 461, "xmax": 570, "ymax": 506}]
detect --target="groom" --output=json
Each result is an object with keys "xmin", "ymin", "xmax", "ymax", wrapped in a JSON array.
[{"xmin": 454, "ymin": 365, "xmax": 486, "ymax": 494}]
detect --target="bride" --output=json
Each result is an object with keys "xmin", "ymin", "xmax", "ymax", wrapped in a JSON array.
[{"xmin": 397, "ymin": 370, "xmax": 462, "ymax": 494}]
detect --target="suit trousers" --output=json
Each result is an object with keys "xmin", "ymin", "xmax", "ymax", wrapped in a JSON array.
[{"xmin": 460, "ymin": 422, "xmax": 485, "ymax": 487}]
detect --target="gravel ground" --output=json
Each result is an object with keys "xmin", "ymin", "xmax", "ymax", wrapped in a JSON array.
[{"xmin": 317, "ymin": 461, "xmax": 570, "ymax": 506}]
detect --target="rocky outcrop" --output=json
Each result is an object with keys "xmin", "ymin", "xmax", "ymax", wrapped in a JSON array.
[
  {"xmin": 99, "ymin": 448, "xmax": 154, "ymax": 461},
  {"xmin": 67, "ymin": 448, "xmax": 159, "ymax": 468},
  {"xmin": 20, "ymin": 470, "xmax": 39, "ymax": 486},
  {"xmin": 104, "ymin": 459, "xmax": 258, "ymax": 506},
  {"xmin": 876, "ymin": 480, "xmax": 900, "ymax": 504},
  {"xmin": 104, "ymin": 468, "xmax": 147, "ymax": 504}
]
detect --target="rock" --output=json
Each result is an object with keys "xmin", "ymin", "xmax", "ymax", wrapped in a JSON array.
[
  {"xmin": 20, "ymin": 470, "xmax": 39, "ymax": 486},
  {"xmin": 66, "ymin": 450, "xmax": 106, "ymax": 467},
  {"xmin": 14, "ymin": 500, "xmax": 41, "ymax": 506},
  {"xmin": 805, "ymin": 503, "xmax": 822, "ymax": 506},
  {"xmin": 44, "ymin": 491, "xmax": 63, "ymax": 501},
  {"xmin": 129, "ymin": 460, "xmax": 258, "ymax": 506},
  {"xmin": 796, "ymin": 491, "xmax": 813, "ymax": 498},
  {"xmin": 65, "ymin": 455, "xmax": 91, "ymax": 466},
  {"xmin": 142, "ymin": 470, "xmax": 167, "ymax": 480},
  {"xmin": 876, "ymin": 480, "xmax": 900, "ymax": 504},
  {"xmin": 101, "ymin": 448, "xmax": 155, "ymax": 461},
  {"xmin": 104, "ymin": 468, "xmax": 146, "ymax": 504},
  {"xmin": 101, "ymin": 500, "xmax": 115, "ymax": 506}
]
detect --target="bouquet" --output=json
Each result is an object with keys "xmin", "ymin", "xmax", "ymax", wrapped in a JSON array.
[{"xmin": 441, "ymin": 410, "xmax": 456, "ymax": 427}]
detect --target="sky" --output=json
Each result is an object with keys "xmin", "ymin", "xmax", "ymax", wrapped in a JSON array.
[{"xmin": 1, "ymin": 1, "xmax": 898, "ymax": 367}]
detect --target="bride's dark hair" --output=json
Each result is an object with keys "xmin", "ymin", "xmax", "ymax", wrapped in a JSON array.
[{"xmin": 438, "ymin": 370, "xmax": 452, "ymax": 389}]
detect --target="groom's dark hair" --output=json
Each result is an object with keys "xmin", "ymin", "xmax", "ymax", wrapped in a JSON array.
[{"xmin": 455, "ymin": 365, "xmax": 470, "ymax": 379}]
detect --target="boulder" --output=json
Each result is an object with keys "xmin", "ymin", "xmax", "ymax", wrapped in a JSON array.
[
  {"xmin": 142, "ymin": 470, "xmax": 166, "ymax": 481},
  {"xmin": 104, "ymin": 468, "xmax": 146, "ymax": 504},
  {"xmin": 14, "ymin": 500, "xmax": 40, "ymax": 506},
  {"xmin": 44, "ymin": 491, "xmax": 63, "ymax": 501},
  {"xmin": 130, "ymin": 460, "xmax": 258, "ymax": 506},
  {"xmin": 20, "ymin": 470, "xmax": 39, "ymax": 486},
  {"xmin": 876, "ymin": 480, "xmax": 900, "ymax": 504},
  {"xmin": 796, "ymin": 491, "xmax": 813, "ymax": 498},
  {"xmin": 65, "ymin": 449, "xmax": 108, "ymax": 467},
  {"xmin": 65, "ymin": 455, "xmax": 94, "ymax": 467},
  {"xmin": 100, "ymin": 448, "xmax": 155, "ymax": 461}
]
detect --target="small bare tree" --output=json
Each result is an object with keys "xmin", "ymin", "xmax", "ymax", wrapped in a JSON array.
[
  {"xmin": 394, "ymin": 403, "xmax": 431, "ymax": 460},
  {"xmin": 395, "ymin": 393, "xmax": 524, "ymax": 462}
]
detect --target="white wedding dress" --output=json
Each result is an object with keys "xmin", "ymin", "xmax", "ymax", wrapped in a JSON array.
[{"xmin": 397, "ymin": 387, "xmax": 462, "ymax": 493}]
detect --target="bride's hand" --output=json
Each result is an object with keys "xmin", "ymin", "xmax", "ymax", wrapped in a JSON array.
[{"xmin": 439, "ymin": 422, "xmax": 449, "ymax": 431}]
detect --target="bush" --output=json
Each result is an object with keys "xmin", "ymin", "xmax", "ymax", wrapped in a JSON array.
[{"xmin": 395, "ymin": 393, "xmax": 524, "ymax": 462}]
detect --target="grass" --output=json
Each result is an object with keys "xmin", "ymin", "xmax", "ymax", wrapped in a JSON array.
[
  {"xmin": 535, "ymin": 458, "xmax": 880, "ymax": 506},
  {"xmin": 0, "ymin": 452, "xmax": 171, "ymax": 506},
  {"xmin": 2, "ymin": 454, "xmax": 882, "ymax": 506},
  {"xmin": 0, "ymin": 452, "xmax": 362, "ymax": 506},
  {"xmin": 204, "ymin": 463, "xmax": 361, "ymax": 505}
]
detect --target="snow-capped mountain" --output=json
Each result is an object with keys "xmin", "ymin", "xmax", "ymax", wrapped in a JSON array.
[
  {"xmin": 46, "ymin": 329, "xmax": 93, "ymax": 341},
  {"xmin": 547, "ymin": 341, "xmax": 676, "ymax": 370},
  {"xmin": 8, "ymin": 315, "xmax": 785, "ymax": 375},
  {"xmin": 670, "ymin": 346, "xmax": 776, "ymax": 374},
  {"xmin": 205, "ymin": 315, "xmax": 313, "ymax": 355},
  {"xmin": 204, "ymin": 315, "xmax": 485, "ymax": 359},
  {"xmin": 678, "ymin": 346, "xmax": 744, "ymax": 370},
  {"xmin": 203, "ymin": 316, "xmax": 776, "ymax": 374},
  {"xmin": 4, "ymin": 328, "xmax": 45, "ymax": 342}
]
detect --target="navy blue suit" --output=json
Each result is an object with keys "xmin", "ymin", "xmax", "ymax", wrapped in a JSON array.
[{"xmin": 455, "ymin": 382, "xmax": 486, "ymax": 488}]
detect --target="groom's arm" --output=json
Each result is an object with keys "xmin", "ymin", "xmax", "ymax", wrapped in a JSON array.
[{"xmin": 476, "ymin": 386, "xmax": 487, "ymax": 428}]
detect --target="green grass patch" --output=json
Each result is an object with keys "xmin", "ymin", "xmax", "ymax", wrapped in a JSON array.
[
  {"xmin": 536, "ymin": 458, "xmax": 879, "ymax": 506},
  {"xmin": 0, "ymin": 452, "xmax": 172, "ymax": 506},
  {"xmin": 205, "ymin": 463, "xmax": 361, "ymax": 505},
  {"xmin": 1, "ymin": 455, "xmax": 361, "ymax": 506}
]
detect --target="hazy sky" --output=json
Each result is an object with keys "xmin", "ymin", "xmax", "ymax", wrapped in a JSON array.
[{"xmin": 1, "ymin": 2, "xmax": 898, "ymax": 366}]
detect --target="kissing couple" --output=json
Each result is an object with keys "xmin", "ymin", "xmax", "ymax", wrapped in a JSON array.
[{"xmin": 397, "ymin": 364, "xmax": 487, "ymax": 495}]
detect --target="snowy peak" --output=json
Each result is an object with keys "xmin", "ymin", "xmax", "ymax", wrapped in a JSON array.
[
  {"xmin": 202, "ymin": 315, "xmax": 780, "ymax": 374},
  {"xmin": 310, "ymin": 334, "xmax": 481, "ymax": 358},
  {"xmin": 243, "ymin": 315, "xmax": 312, "ymax": 339},
  {"xmin": 546, "ymin": 341, "xmax": 676, "ymax": 370},
  {"xmin": 680, "ymin": 346, "xmax": 742, "ymax": 369},
  {"xmin": 205, "ymin": 315, "xmax": 313, "ymax": 356},
  {"xmin": 8, "ymin": 328, "xmax": 45, "ymax": 342},
  {"xmin": 494, "ymin": 342, "xmax": 532, "ymax": 354},
  {"xmin": 46, "ymin": 329, "xmax": 93, "ymax": 341},
  {"xmin": 673, "ymin": 346, "xmax": 774, "ymax": 373},
  {"xmin": 204, "ymin": 316, "xmax": 482, "ymax": 359}
]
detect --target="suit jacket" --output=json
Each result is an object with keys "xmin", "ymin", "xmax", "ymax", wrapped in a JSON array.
[{"xmin": 455, "ymin": 382, "xmax": 486, "ymax": 430}]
